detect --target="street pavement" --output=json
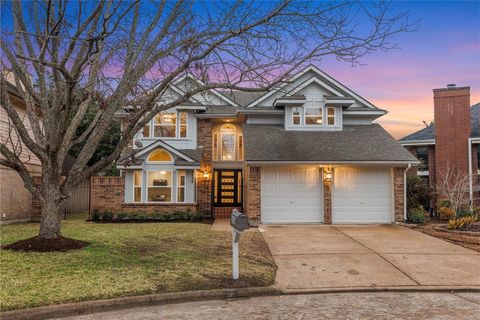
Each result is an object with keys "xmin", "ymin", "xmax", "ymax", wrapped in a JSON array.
[{"xmin": 59, "ymin": 291, "xmax": 480, "ymax": 320}]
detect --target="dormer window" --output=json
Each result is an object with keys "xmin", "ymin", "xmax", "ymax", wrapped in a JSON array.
[
  {"xmin": 327, "ymin": 107, "xmax": 336, "ymax": 126},
  {"xmin": 292, "ymin": 107, "xmax": 302, "ymax": 125},
  {"xmin": 305, "ymin": 107, "xmax": 323, "ymax": 126}
]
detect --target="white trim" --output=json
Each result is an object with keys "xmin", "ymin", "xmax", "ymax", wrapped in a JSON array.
[
  {"xmin": 174, "ymin": 74, "xmax": 240, "ymax": 107},
  {"xmin": 132, "ymin": 170, "xmax": 143, "ymax": 203},
  {"xmin": 177, "ymin": 170, "xmax": 186, "ymax": 203},
  {"xmin": 134, "ymin": 140, "xmax": 196, "ymax": 162},
  {"xmin": 246, "ymin": 65, "xmax": 380, "ymax": 109},
  {"xmin": 399, "ymin": 140, "xmax": 435, "ymax": 146},
  {"xmin": 325, "ymin": 98, "xmax": 355, "ymax": 105},
  {"xmin": 146, "ymin": 170, "xmax": 173, "ymax": 203},
  {"xmin": 343, "ymin": 110, "xmax": 387, "ymax": 115},
  {"xmin": 326, "ymin": 107, "xmax": 336, "ymax": 126},
  {"xmin": 304, "ymin": 106, "xmax": 323, "ymax": 126},
  {"xmin": 146, "ymin": 149, "xmax": 174, "ymax": 164},
  {"xmin": 167, "ymin": 83, "xmax": 201, "ymax": 103},
  {"xmin": 288, "ymin": 77, "xmax": 344, "ymax": 97},
  {"xmin": 417, "ymin": 171, "xmax": 429, "ymax": 176}
]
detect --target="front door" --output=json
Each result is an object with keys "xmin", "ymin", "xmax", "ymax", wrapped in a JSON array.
[{"xmin": 213, "ymin": 170, "xmax": 242, "ymax": 207}]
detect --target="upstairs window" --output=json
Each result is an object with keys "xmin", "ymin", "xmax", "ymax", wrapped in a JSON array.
[
  {"xmin": 292, "ymin": 107, "xmax": 302, "ymax": 125},
  {"xmin": 305, "ymin": 107, "xmax": 322, "ymax": 126},
  {"xmin": 147, "ymin": 111, "xmax": 188, "ymax": 138},
  {"xmin": 416, "ymin": 147, "xmax": 429, "ymax": 172},
  {"xmin": 327, "ymin": 107, "xmax": 336, "ymax": 126}
]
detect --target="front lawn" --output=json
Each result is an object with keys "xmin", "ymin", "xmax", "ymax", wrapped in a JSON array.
[{"xmin": 0, "ymin": 214, "xmax": 276, "ymax": 311}]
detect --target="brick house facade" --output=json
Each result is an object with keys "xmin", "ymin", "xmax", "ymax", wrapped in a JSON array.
[
  {"xmin": 91, "ymin": 65, "xmax": 417, "ymax": 224},
  {"xmin": 400, "ymin": 85, "xmax": 480, "ymax": 209}
]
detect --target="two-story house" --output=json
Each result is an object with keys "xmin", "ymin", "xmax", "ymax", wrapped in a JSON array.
[{"xmin": 111, "ymin": 65, "xmax": 418, "ymax": 224}]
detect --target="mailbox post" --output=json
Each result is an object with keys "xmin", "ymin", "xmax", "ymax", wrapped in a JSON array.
[{"xmin": 230, "ymin": 209, "xmax": 250, "ymax": 280}]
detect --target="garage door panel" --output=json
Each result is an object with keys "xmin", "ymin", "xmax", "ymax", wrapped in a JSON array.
[
  {"xmin": 333, "ymin": 167, "xmax": 392, "ymax": 224},
  {"xmin": 261, "ymin": 167, "xmax": 323, "ymax": 223}
]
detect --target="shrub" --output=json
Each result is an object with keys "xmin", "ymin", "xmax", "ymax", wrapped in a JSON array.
[
  {"xmin": 447, "ymin": 216, "xmax": 478, "ymax": 230},
  {"xmin": 92, "ymin": 209, "xmax": 100, "ymax": 221},
  {"xmin": 92, "ymin": 210, "xmax": 205, "ymax": 223},
  {"xmin": 408, "ymin": 206, "xmax": 426, "ymax": 224},
  {"xmin": 438, "ymin": 206, "xmax": 455, "ymax": 221},
  {"xmin": 406, "ymin": 176, "xmax": 431, "ymax": 211}
]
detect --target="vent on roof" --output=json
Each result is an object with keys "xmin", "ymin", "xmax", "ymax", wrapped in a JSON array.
[{"xmin": 446, "ymin": 84, "xmax": 456, "ymax": 89}]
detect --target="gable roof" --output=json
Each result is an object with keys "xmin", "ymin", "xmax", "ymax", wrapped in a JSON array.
[
  {"xmin": 173, "ymin": 74, "xmax": 240, "ymax": 107},
  {"xmin": 399, "ymin": 103, "xmax": 480, "ymax": 142},
  {"xmin": 243, "ymin": 124, "xmax": 418, "ymax": 163},
  {"xmin": 245, "ymin": 65, "xmax": 380, "ymax": 110}
]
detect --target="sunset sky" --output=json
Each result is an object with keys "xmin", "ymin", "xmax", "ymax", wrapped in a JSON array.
[{"xmin": 317, "ymin": 1, "xmax": 480, "ymax": 139}]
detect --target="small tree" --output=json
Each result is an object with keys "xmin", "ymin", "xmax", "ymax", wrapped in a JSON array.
[{"xmin": 436, "ymin": 166, "xmax": 472, "ymax": 216}]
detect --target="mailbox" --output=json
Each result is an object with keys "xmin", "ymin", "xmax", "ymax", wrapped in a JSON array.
[{"xmin": 230, "ymin": 209, "xmax": 250, "ymax": 232}]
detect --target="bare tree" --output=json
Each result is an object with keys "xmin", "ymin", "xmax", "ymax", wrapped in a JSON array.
[
  {"xmin": 0, "ymin": 0, "xmax": 416, "ymax": 241},
  {"xmin": 436, "ymin": 166, "xmax": 472, "ymax": 215}
]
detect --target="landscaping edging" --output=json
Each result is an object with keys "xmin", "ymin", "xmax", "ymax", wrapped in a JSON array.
[
  {"xmin": 433, "ymin": 226, "xmax": 480, "ymax": 237},
  {"xmin": 1, "ymin": 286, "xmax": 279, "ymax": 320}
]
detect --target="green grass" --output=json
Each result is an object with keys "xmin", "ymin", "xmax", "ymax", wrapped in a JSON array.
[{"xmin": 0, "ymin": 213, "xmax": 276, "ymax": 311}]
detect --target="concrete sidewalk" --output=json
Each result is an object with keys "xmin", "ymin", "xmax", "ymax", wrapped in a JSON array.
[{"xmin": 260, "ymin": 224, "xmax": 480, "ymax": 291}]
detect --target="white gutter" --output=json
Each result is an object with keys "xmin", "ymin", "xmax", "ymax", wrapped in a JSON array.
[{"xmin": 404, "ymin": 163, "xmax": 412, "ymax": 222}]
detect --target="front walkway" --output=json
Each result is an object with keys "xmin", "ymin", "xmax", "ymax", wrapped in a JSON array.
[{"xmin": 259, "ymin": 224, "xmax": 480, "ymax": 291}]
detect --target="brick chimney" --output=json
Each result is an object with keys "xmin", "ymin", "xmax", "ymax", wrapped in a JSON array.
[{"xmin": 433, "ymin": 84, "xmax": 471, "ymax": 180}]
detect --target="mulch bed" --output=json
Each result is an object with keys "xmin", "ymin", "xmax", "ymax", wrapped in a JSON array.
[
  {"xmin": 3, "ymin": 236, "xmax": 89, "ymax": 252},
  {"xmin": 416, "ymin": 223, "xmax": 480, "ymax": 253}
]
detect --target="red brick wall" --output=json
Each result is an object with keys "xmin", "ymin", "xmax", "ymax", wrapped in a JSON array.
[
  {"xmin": 244, "ymin": 166, "xmax": 261, "ymax": 220},
  {"xmin": 323, "ymin": 180, "xmax": 332, "ymax": 224},
  {"xmin": 434, "ymin": 86, "xmax": 471, "ymax": 181},
  {"xmin": 197, "ymin": 119, "xmax": 213, "ymax": 215},
  {"xmin": 90, "ymin": 176, "xmax": 124, "ymax": 215},
  {"xmin": 393, "ymin": 167, "xmax": 405, "ymax": 222}
]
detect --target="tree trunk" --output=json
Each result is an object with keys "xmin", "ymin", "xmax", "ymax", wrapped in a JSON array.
[{"xmin": 38, "ymin": 182, "xmax": 64, "ymax": 239}]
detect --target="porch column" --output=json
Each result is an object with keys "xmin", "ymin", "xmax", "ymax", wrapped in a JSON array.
[{"xmin": 323, "ymin": 178, "xmax": 332, "ymax": 225}]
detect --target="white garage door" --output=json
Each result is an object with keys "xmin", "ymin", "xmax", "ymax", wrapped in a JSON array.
[
  {"xmin": 333, "ymin": 167, "xmax": 392, "ymax": 224},
  {"xmin": 261, "ymin": 167, "xmax": 323, "ymax": 223}
]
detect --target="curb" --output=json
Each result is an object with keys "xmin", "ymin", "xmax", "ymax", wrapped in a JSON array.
[
  {"xmin": 0, "ymin": 286, "xmax": 279, "ymax": 320},
  {"xmin": 278, "ymin": 285, "xmax": 480, "ymax": 295},
  {"xmin": 3, "ymin": 285, "xmax": 479, "ymax": 320}
]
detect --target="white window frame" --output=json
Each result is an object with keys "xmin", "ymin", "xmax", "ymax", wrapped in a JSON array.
[
  {"xmin": 177, "ymin": 170, "xmax": 186, "ymax": 203},
  {"xmin": 304, "ymin": 106, "xmax": 323, "ymax": 126},
  {"xmin": 146, "ymin": 149, "xmax": 174, "ymax": 164},
  {"xmin": 291, "ymin": 107, "xmax": 302, "ymax": 126},
  {"xmin": 178, "ymin": 111, "xmax": 188, "ymax": 138},
  {"xmin": 326, "ymin": 107, "xmax": 336, "ymax": 126},
  {"xmin": 147, "ymin": 170, "xmax": 173, "ymax": 203},
  {"xmin": 150, "ymin": 111, "xmax": 188, "ymax": 139},
  {"xmin": 133, "ymin": 170, "xmax": 142, "ymax": 203}
]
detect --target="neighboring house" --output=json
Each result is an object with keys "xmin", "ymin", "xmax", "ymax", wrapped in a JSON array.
[
  {"xmin": 92, "ymin": 65, "xmax": 418, "ymax": 224},
  {"xmin": 0, "ymin": 81, "xmax": 42, "ymax": 223},
  {"xmin": 0, "ymin": 80, "xmax": 89, "ymax": 223},
  {"xmin": 399, "ymin": 85, "xmax": 480, "ymax": 209}
]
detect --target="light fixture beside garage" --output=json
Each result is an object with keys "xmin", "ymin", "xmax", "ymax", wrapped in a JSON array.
[{"xmin": 323, "ymin": 166, "xmax": 333, "ymax": 182}]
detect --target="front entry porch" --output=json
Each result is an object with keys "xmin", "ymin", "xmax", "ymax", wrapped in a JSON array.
[{"xmin": 212, "ymin": 169, "xmax": 243, "ymax": 218}]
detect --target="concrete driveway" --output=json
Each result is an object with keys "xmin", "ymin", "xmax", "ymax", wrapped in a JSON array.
[{"xmin": 259, "ymin": 224, "xmax": 480, "ymax": 291}]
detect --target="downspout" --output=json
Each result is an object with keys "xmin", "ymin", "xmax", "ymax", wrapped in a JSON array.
[
  {"xmin": 468, "ymin": 138, "xmax": 473, "ymax": 210},
  {"xmin": 404, "ymin": 164, "xmax": 412, "ymax": 222}
]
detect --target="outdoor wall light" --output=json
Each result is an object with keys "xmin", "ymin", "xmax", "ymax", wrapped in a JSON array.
[
  {"xmin": 324, "ymin": 169, "xmax": 333, "ymax": 182},
  {"xmin": 202, "ymin": 171, "xmax": 210, "ymax": 180}
]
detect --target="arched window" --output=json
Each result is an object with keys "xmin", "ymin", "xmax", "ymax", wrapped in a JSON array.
[{"xmin": 147, "ymin": 149, "xmax": 173, "ymax": 162}]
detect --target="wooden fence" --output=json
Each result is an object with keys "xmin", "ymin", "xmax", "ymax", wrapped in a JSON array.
[{"xmin": 65, "ymin": 180, "xmax": 90, "ymax": 214}]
